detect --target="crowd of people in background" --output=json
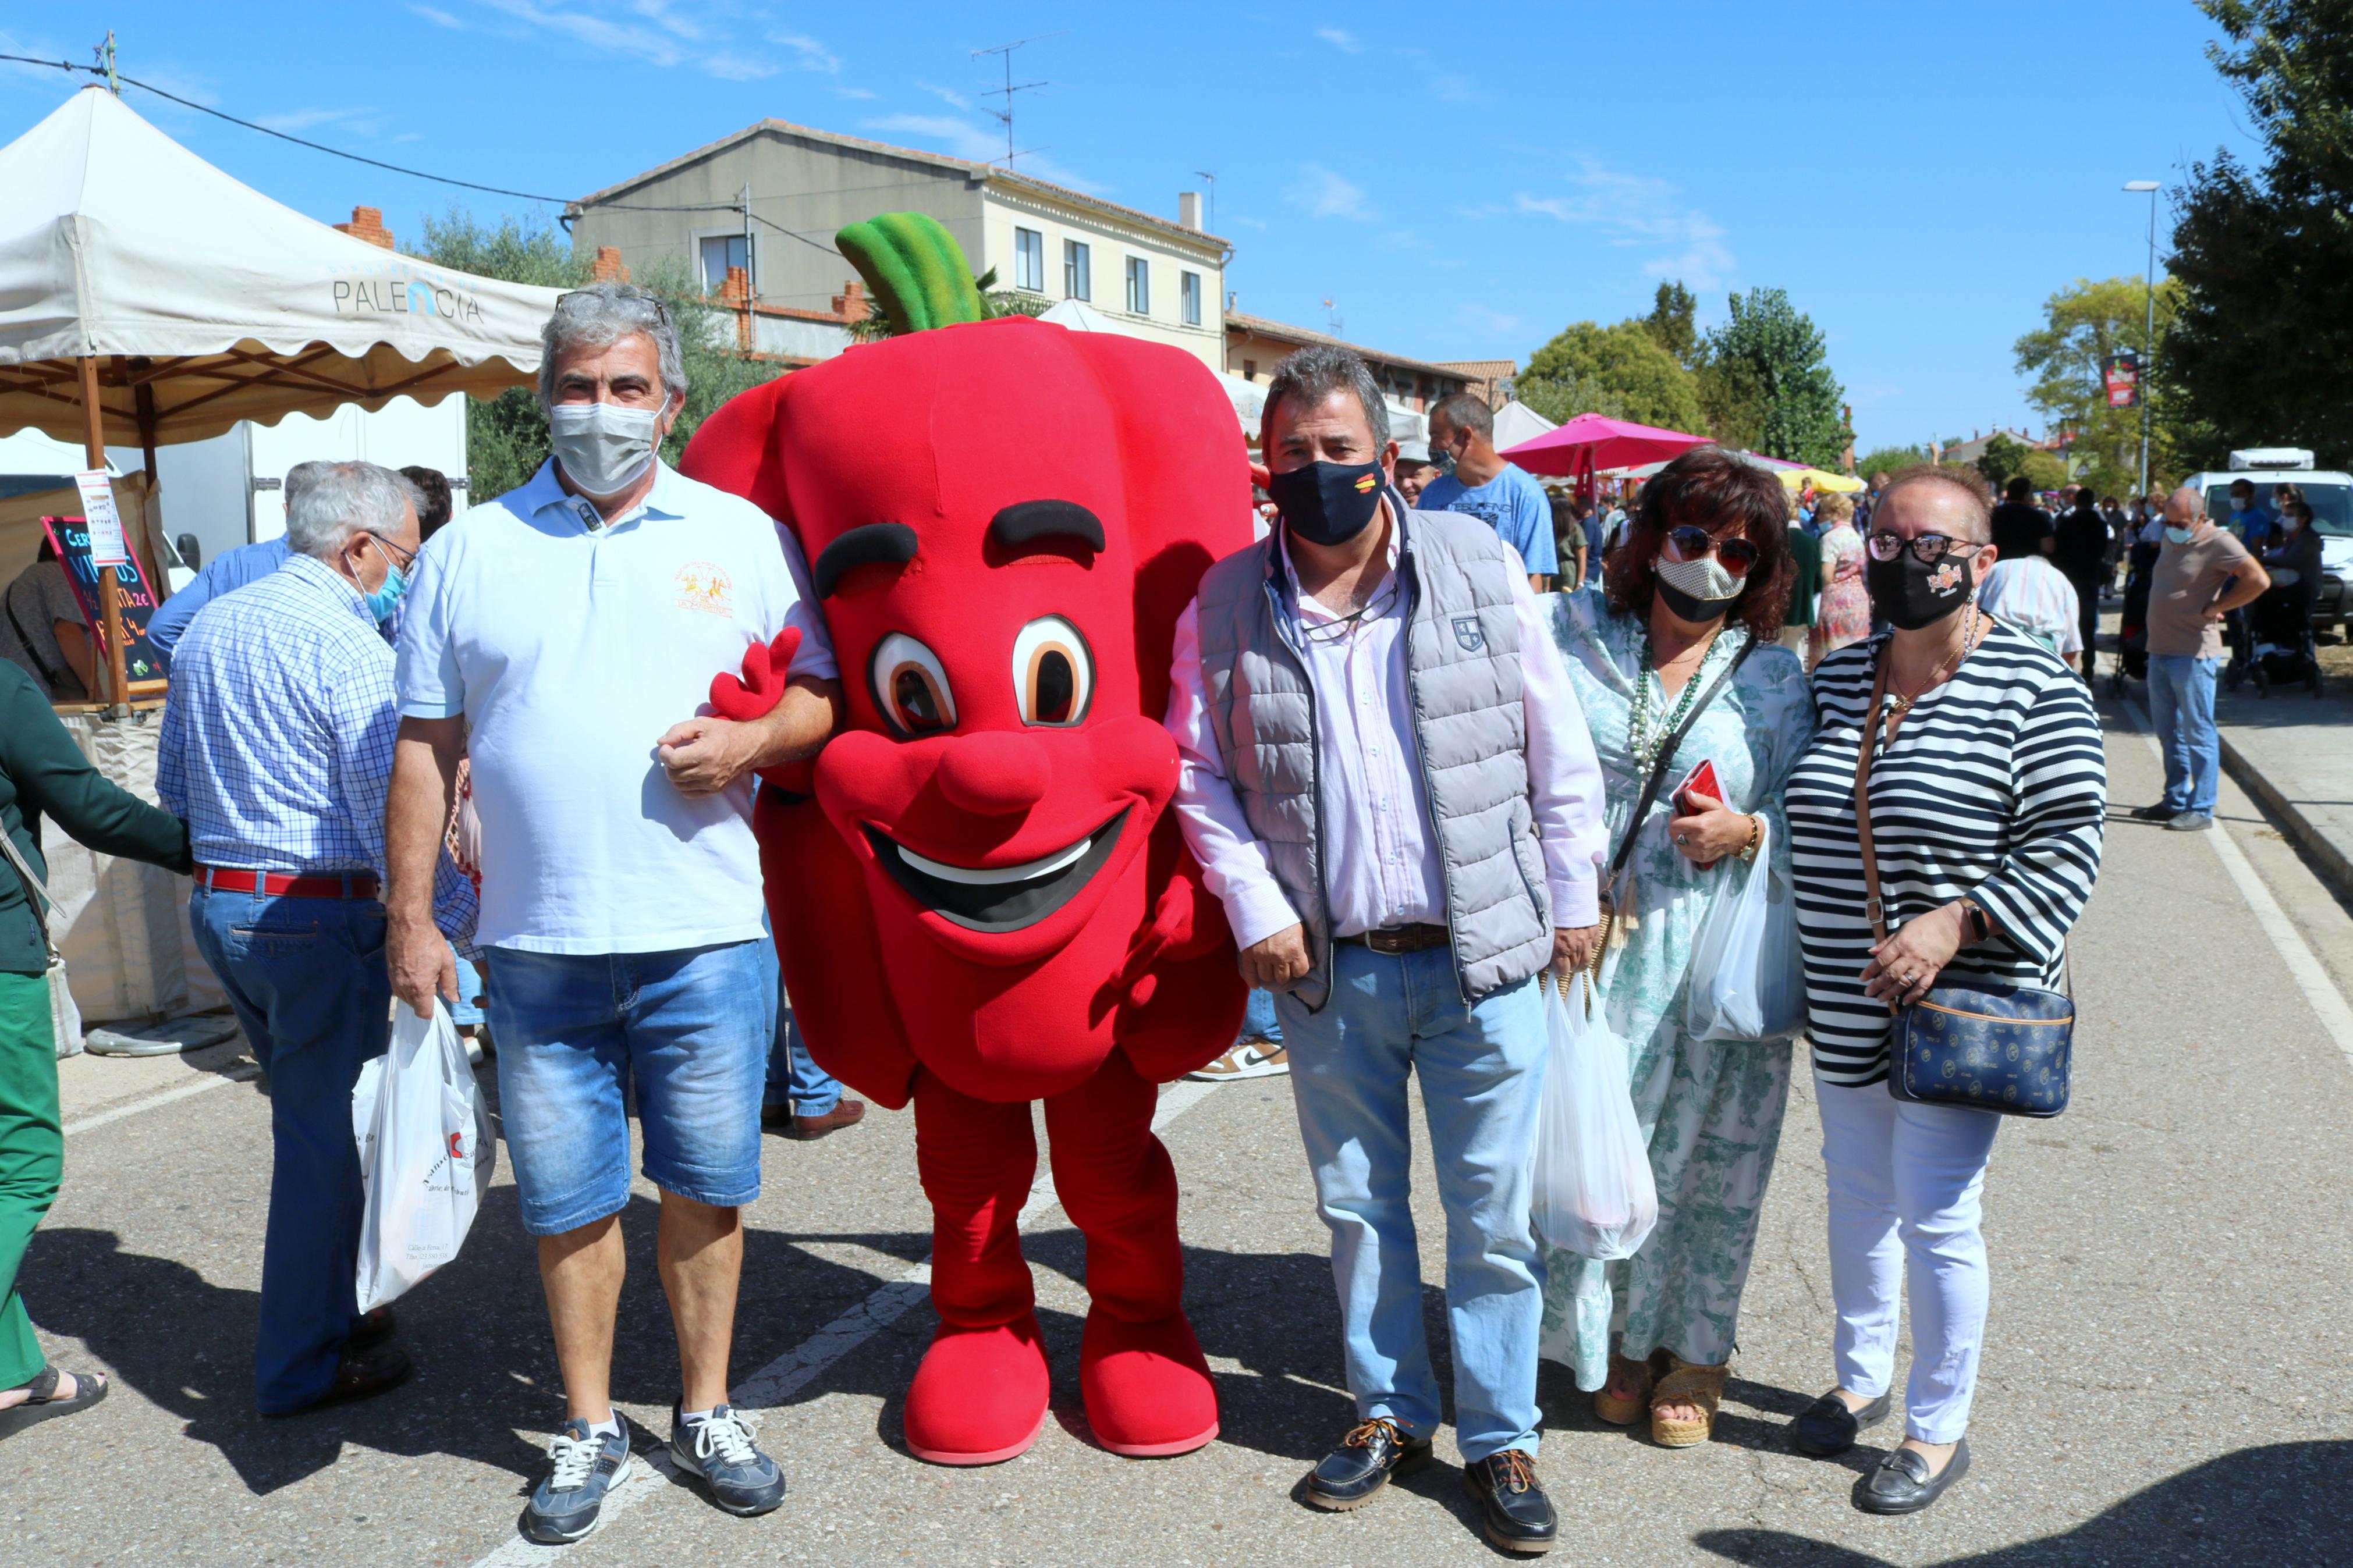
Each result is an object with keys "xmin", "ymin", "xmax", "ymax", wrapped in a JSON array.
[{"xmin": 0, "ymin": 316, "xmax": 2130, "ymax": 1552}]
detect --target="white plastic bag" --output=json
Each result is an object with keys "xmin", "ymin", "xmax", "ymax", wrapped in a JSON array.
[
  {"xmin": 353, "ymin": 1000, "xmax": 495, "ymax": 1312},
  {"xmin": 1683, "ymin": 820, "xmax": 1807, "ymax": 1044},
  {"xmin": 1529, "ymin": 973, "xmax": 1658, "ymax": 1261}
]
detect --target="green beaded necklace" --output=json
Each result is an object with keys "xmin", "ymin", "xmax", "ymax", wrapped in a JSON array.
[{"xmin": 1628, "ymin": 629, "xmax": 1729, "ymax": 770}]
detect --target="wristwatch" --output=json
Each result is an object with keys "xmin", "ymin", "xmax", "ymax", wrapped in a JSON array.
[{"xmin": 1958, "ymin": 898, "xmax": 1991, "ymax": 944}]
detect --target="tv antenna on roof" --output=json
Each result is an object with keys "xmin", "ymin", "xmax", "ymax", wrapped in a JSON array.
[{"xmin": 972, "ymin": 33, "xmax": 1065, "ymax": 165}]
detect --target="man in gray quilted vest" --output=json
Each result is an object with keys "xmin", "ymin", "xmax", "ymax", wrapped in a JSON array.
[{"xmin": 1164, "ymin": 346, "xmax": 1605, "ymax": 1555}]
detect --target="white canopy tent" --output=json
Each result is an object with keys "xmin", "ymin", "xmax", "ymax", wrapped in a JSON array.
[
  {"xmin": 0, "ymin": 87, "xmax": 565, "ymax": 451},
  {"xmin": 1492, "ymin": 399, "xmax": 1556, "ymax": 453}
]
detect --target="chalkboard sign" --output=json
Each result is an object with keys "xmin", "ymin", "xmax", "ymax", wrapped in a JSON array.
[{"xmin": 41, "ymin": 516, "xmax": 168, "ymax": 694}]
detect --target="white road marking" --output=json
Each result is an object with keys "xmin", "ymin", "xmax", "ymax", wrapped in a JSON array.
[
  {"xmin": 467, "ymin": 1075, "xmax": 1226, "ymax": 1566},
  {"xmin": 2124, "ymin": 699, "xmax": 2353, "ymax": 1071},
  {"xmin": 61, "ymin": 1064, "xmax": 260, "ymax": 1137}
]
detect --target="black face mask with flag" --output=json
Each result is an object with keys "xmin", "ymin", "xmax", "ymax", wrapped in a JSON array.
[{"xmin": 1269, "ymin": 460, "xmax": 1386, "ymax": 546}]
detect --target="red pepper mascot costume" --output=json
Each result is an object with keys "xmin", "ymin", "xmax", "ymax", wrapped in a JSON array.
[{"xmin": 682, "ymin": 213, "xmax": 1248, "ymax": 1465}]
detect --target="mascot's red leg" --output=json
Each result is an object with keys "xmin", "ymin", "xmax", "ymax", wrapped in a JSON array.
[
  {"xmin": 1042, "ymin": 1053, "xmax": 1218, "ymax": 1457},
  {"xmin": 904, "ymin": 1069, "xmax": 1050, "ymax": 1465}
]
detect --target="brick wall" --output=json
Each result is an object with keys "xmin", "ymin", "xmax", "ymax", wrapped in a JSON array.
[{"xmin": 333, "ymin": 206, "xmax": 396, "ymax": 250}]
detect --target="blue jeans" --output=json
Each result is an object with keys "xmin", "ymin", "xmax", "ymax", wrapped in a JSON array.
[
  {"xmin": 764, "ymin": 1005, "xmax": 843, "ymax": 1117},
  {"xmin": 1273, "ymin": 944, "xmax": 1548, "ymax": 1461},
  {"xmin": 484, "ymin": 941, "xmax": 769, "ymax": 1236},
  {"xmin": 187, "ymin": 887, "xmax": 389, "ymax": 1414},
  {"xmin": 1239, "ymin": 987, "xmax": 1283, "ymax": 1046},
  {"xmin": 2148, "ymin": 653, "xmax": 2221, "ymax": 814}
]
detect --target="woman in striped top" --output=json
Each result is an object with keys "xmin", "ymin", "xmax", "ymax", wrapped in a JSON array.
[{"xmin": 1783, "ymin": 466, "xmax": 2106, "ymax": 1515}]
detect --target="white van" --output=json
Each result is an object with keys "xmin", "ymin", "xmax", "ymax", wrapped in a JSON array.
[{"xmin": 2181, "ymin": 449, "xmax": 2350, "ymax": 634}]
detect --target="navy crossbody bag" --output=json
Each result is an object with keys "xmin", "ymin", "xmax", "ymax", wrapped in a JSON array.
[{"xmin": 1852, "ymin": 656, "xmax": 2073, "ymax": 1118}]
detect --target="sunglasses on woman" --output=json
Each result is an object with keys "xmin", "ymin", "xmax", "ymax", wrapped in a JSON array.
[
  {"xmin": 1864, "ymin": 530, "xmax": 1976, "ymax": 564},
  {"xmin": 1663, "ymin": 525, "xmax": 1761, "ymax": 576}
]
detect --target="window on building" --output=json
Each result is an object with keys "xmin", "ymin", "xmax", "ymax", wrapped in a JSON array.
[
  {"xmin": 1064, "ymin": 239, "xmax": 1091, "ymax": 300},
  {"xmin": 1180, "ymin": 271, "xmax": 1202, "ymax": 326},
  {"xmin": 1125, "ymin": 256, "xmax": 1150, "ymax": 315},
  {"xmin": 1243, "ymin": 358, "xmax": 1257, "ymax": 380},
  {"xmin": 1013, "ymin": 226, "xmax": 1045, "ymax": 293},
  {"xmin": 699, "ymin": 233, "xmax": 748, "ymax": 293}
]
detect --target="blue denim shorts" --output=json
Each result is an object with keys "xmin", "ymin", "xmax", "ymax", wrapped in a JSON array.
[{"xmin": 484, "ymin": 940, "xmax": 769, "ymax": 1236}]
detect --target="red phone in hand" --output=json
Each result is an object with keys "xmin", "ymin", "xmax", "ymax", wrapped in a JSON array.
[{"xmin": 1672, "ymin": 759, "xmax": 1723, "ymax": 868}]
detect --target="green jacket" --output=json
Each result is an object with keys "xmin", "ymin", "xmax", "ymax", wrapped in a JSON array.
[{"xmin": 0, "ymin": 663, "xmax": 190, "ymax": 975}]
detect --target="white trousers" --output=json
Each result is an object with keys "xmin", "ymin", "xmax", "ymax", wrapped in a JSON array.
[{"xmin": 1814, "ymin": 1072, "xmax": 2003, "ymax": 1443}]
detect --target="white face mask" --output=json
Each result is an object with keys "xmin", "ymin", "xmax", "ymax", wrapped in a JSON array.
[
  {"xmin": 1655, "ymin": 551, "xmax": 1743, "ymax": 602},
  {"xmin": 549, "ymin": 399, "xmax": 666, "ymax": 497}
]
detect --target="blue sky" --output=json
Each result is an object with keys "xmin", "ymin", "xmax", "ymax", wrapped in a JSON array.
[{"xmin": 3, "ymin": 1, "xmax": 2258, "ymax": 454}]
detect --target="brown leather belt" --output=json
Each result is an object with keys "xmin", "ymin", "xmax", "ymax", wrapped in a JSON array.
[
  {"xmin": 195, "ymin": 866, "xmax": 381, "ymax": 899},
  {"xmin": 1341, "ymin": 924, "xmax": 1451, "ymax": 955}
]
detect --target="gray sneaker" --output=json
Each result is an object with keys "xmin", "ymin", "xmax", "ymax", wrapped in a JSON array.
[
  {"xmin": 669, "ymin": 1403, "xmax": 786, "ymax": 1517},
  {"xmin": 2167, "ymin": 812, "xmax": 2215, "ymax": 832},
  {"xmin": 523, "ymin": 1417, "xmax": 636, "ymax": 1544}
]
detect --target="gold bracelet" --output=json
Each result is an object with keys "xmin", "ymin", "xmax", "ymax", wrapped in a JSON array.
[{"xmin": 1737, "ymin": 814, "xmax": 1763, "ymax": 863}]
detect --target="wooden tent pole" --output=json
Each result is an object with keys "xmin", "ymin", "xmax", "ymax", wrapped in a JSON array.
[
  {"xmin": 132, "ymin": 378, "xmax": 175, "ymax": 589},
  {"xmin": 76, "ymin": 355, "xmax": 132, "ymax": 714}
]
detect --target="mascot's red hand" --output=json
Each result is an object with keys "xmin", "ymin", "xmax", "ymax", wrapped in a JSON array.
[
  {"xmin": 709, "ymin": 625, "xmax": 803, "ymax": 721},
  {"xmin": 1117, "ymin": 852, "xmax": 1226, "ymax": 1005},
  {"xmin": 709, "ymin": 626, "xmax": 818, "ymax": 791}
]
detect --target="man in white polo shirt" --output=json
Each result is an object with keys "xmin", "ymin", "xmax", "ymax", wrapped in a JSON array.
[{"xmin": 382, "ymin": 284, "xmax": 840, "ymax": 1544}]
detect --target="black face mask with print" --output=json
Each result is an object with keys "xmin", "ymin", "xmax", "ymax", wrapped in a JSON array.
[
  {"xmin": 1269, "ymin": 460, "xmax": 1386, "ymax": 547},
  {"xmin": 1865, "ymin": 548, "xmax": 1975, "ymax": 631}
]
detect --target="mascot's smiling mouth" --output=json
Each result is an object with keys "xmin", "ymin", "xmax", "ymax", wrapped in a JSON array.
[{"xmin": 867, "ymin": 810, "xmax": 1128, "ymax": 933}]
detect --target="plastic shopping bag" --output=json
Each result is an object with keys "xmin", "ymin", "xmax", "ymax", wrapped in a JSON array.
[
  {"xmin": 353, "ymin": 1000, "xmax": 495, "ymax": 1313},
  {"xmin": 1683, "ymin": 820, "xmax": 1807, "ymax": 1044},
  {"xmin": 1529, "ymin": 973, "xmax": 1658, "ymax": 1261}
]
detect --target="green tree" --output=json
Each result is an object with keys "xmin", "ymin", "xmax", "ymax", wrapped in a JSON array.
[
  {"xmin": 2169, "ymin": 0, "xmax": 2353, "ymax": 470},
  {"xmin": 1639, "ymin": 280, "xmax": 1698, "ymax": 365},
  {"xmin": 2011, "ymin": 275, "xmax": 2183, "ymax": 499},
  {"xmin": 1854, "ymin": 443, "xmax": 1929, "ymax": 477},
  {"xmin": 1521, "ymin": 319, "xmax": 1702, "ymax": 432},
  {"xmin": 1974, "ymin": 432, "xmax": 2032, "ymax": 489},
  {"xmin": 414, "ymin": 207, "xmax": 787, "ymax": 498},
  {"xmin": 1514, "ymin": 369, "xmax": 1627, "ymax": 425},
  {"xmin": 1703, "ymin": 287, "xmax": 1850, "ymax": 468}
]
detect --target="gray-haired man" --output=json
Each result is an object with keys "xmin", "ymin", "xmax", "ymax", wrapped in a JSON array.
[
  {"xmin": 383, "ymin": 285, "xmax": 841, "ymax": 1540},
  {"xmin": 1164, "ymin": 346, "xmax": 1606, "ymax": 1555},
  {"xmin": 161, "ymin": 461, "xmax": 475, "ymax": 1415}
]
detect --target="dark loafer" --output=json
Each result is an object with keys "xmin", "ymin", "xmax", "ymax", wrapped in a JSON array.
[
  {"xmin": 1302, "ymin": 1417, "xmax": 1431, "ymax": 1510},
  {"xmin": 1856, "ymin": 1437, "xmax": 1971, "ymax": 1514},
  {"xmin": 349, "ymin": 1307, "xmax": 397, "ymax": 1352},
  {"xmin": 265, "ymin": 1343, "xmax": 413, "ymax": 1417},
  {"xmin": 1793, "ymin": 1389, "xmax": 1891, "ymax": 1456},
  {"xmin": 1464, "ymin": 1449, "xmax": 1557, "ymax": 1555},
  {"xmin": 2130, "ymin": 802, "xmax": 2181, "ymax": 821}
]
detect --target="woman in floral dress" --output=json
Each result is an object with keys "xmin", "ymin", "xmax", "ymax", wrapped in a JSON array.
[
  {"xmin": 1540, "ymin": 446, "xmax": 1817, "ymax": 1448},
  {"xmin": 1811, "ymin": 492, "xmax": 1871, "ymax": 669}
]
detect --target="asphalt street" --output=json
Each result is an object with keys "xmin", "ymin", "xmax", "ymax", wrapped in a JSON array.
[{"xmin": 8, "ymin": 702, "xmax": 2353, "ymax": 1568}]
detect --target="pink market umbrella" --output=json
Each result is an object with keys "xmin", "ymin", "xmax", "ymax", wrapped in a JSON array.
[{"xmin": 1500, "ymin": 413, "xmax": 1710, "ymax": 478}]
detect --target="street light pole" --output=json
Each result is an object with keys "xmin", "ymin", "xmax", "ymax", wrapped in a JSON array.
[{"xmin": 2125, "ymin": 180, "xmax": 2160, "ymax": 498}]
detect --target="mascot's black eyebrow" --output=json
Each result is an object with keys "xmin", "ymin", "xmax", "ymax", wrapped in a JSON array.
[
  {"xmin": 814, "ymin": 522, "xmax": 919, "ymax": 598},
  {"xmin": 989, "ymin": 500, "xmax": 1104, "ymax": 554}
]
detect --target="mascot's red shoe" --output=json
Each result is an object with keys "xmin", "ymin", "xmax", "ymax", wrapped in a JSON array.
[{"xmin": 684, "ymin": 212, "xmax": 1249, "ymax": 1464}]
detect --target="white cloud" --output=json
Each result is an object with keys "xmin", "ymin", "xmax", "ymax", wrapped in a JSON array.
[
  {"xmin": 768, "ymin": 31, "xmax": 840, "ymax": 73},
  {"xmin": 1290, "ymin": 162, "xmax": 1372, "ymax": 221},
  {"xmin": 832, "ymin": 85, "xmax": 880, "ymax": 99},
  {"xmin": 474, "ymin": 0, "xmax": 776, "ymax": 79},
  {"xmin": 257, "ymin": 105, "xmax": 395, "ymax": 136},
  {"xmin": 409, "ymin": 3, "xmax": 466, "ymax": 27},
  {"xmin": 1226, "ymin": 214, "xmax": 1269, "ymax": 230},
  {"xmin": 1316, "ymin": 27, "xmax": 1362, "ymax": 52},
  {"xmin": 916, "ymin": 80, "xmax": 973, "ymax": 109},
  {"xmin": 858, "ymin": 113, "xmax": 1105, "ymax": 194},
  {"xmin": 1512, "ymin": 155, "xmax": 1736, "ymax": 290},
  {"xmin": 1460, "ymin": 304, "xmax": 1524, "ymax": 335},
  {"xmin": 1432, "ymin": 73, "xmax": 1485, "ymax": 104}
]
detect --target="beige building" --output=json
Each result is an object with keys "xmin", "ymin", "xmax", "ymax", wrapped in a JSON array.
[
  {"xmin": 567, "ymin": 120, "xmax": 1230, "ymax": 369},
  {"xmin": 1223, "ymin": 313, "xmax": 1473, "ymax": 415}
]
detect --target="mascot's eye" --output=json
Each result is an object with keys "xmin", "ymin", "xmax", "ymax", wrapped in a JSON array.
[
  {"xmin": 872, "ymin": 632, "xmax": 956, "ymax": 737},
  {"xmin": 1012, "ymin": 616, "xmax": 1094, "ymax": 727}
]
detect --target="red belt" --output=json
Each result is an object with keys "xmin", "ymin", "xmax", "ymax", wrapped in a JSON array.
[{"xmin": 194, "ymin": 866, "xmax": 380, "ymax": 899}]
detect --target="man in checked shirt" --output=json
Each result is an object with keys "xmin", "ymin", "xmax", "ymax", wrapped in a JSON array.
[{"xmin": 158, "ymin": 460, "xmax": 476, "ymax": 1417}]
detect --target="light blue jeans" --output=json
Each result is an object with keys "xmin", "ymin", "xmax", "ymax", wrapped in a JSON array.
[
  {"xmin": 484, "ymin": 940, "xmax": 769, "ymax": 1236},
  {"xmin": 1239, "ymin": 987, "xmax": 1284, "ymax": 1046},
  {"xmin": 1273, "ymin": 943, "xmax": 1548, "ymax": 1462},
  {"xmin": 2148, "ymin": 653, "xmax": 2222, "ymax": 814}
]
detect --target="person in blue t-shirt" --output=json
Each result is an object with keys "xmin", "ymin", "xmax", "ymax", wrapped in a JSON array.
[{"xmin": 1418, "ymin": 393, "xmax": 1559, "ymax": 589}]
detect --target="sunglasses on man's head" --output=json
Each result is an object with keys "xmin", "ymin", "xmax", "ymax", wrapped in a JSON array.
[
  {"xmin": 1663, "ymin": 525, "xmax": 1761, "ymax": 577},
  {"xmin": 1865, "ymin": 530, "xmax": 1976, "ymax": 564}
]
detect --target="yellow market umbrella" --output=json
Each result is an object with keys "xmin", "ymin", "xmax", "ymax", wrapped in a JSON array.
[{"xmin": 1777, "ymin": 467, "xmax": 1865, "ymax": 493}]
